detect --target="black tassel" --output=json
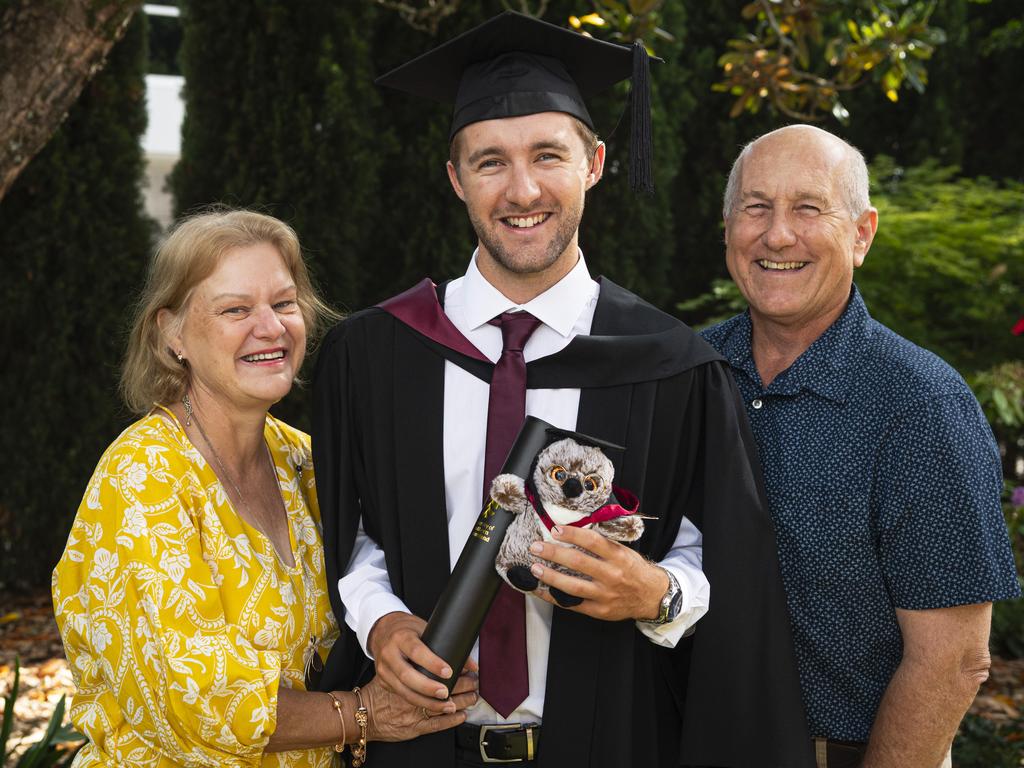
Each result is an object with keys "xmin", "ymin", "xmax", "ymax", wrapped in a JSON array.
[{"xmin": 629, "ymin": 40, "xmax": 654, "ymax": 195}]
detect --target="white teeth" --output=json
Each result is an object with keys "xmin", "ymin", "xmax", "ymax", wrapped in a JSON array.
[
  {"xmin": 506, "ymin": 214, "xmax": 547, "ymax": 228},
  {"xmin": 758, "ymin": 260, "xmax": 806, "ymax": 271},
  {"xmin": 242, "ymin": 351, "xmax": 285, "ymax": 362}
]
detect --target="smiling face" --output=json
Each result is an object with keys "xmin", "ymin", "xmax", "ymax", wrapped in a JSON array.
[
  {"xmin": 724, "ymin": 127, "xmax": 877, "ymax": 337},
  {"xmin": 533, "ymin": 438, "xmax": 614, "ymax": 523},
  {"xmin": 447, "ymin": 111, "xmax": 604, "ymax": 298},
  {"xmin": 166, "ymin": 241, "xmax": 306, "ymax": 416}
]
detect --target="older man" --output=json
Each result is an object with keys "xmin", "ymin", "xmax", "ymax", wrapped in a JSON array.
[{"xmin": 702, "ymin": 124, "xmax": 1021, "ymax": 768}]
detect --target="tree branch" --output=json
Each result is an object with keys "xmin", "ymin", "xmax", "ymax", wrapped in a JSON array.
[
  {"xmin": 0, "ymin": 0, "xmax": 143, "ymax": 202},
  {"xmin": 373, "ymin": 0, "xmax": 461, "ymax": 35}
]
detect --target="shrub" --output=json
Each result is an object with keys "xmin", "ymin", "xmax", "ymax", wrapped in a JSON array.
[
  {"xmin": 1, "ymin": 660, "xmax": 83, "ymax": 767},
  {"xmin": 0, "ymin": 15, "xmax": 154, "ymax": 591},
  {"xmin": 954, "ymin": 713, "xmax": 1024, "ymax": 768}
]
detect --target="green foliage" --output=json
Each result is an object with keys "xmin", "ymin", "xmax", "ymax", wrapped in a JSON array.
[
  {"xmin": 2, "ymin": 659, "xmax": 83, "ymax": 767},
  {"xmin": 953, "ymin": 712, "xmax": 1024, "ymax": 768},
  {"xmin": 0, "ymin": 14, "xmax": 154, "ymax": 591},
  {"xmin": 171, "ymin": 0, "xmax": 396, "ymax": 427},
  {"xmin": 660, "ymin": 2, "xmax": 775, "ymax": 305},
  {"xmin": 567, "ymin": 1, "xmax": 676, "ymax": 52},
  {"xmin": 550, "ymin": 0, "xmax": 689, "ymax": 308},
  {"xmin": 970, "ymin": 363, "xmax": 1024, "ymax": 474},
  {"xmin": 991, "ymin": 482, "xmax": 1024, "ymax": 659},
  {"xmin": 858, "ymin": 157, "xmax": 1024, "ymax": 374},
  {"xmin": 992, "ymin": 584, "xmax": 1024, "ymax": 659},
  {"xmin": 837, "ymin": 0, "xmax": 1022, "ymax": 180},
  {"xmin": 972, "ymin": 362, "xmax": 1024, "ymax": 431},
  {"xmin": 0, "ymin": 663, "xmax": 13, "ymax": 764},
  {"xmin": 961, "ymin": 1, "xmax": 1024, "ymax": 181},
  {"xmin": 714, "ymin": 0, "xmax": 945, "ymax": 122},
  {"xmin": 172, "ymin": 0, "xmax": 383, "ymax": 311},
  {"xmin": 676, "ymin": 278, "xmax": 745, "ymax": 329}
]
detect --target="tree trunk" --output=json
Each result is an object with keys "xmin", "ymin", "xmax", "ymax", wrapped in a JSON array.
[{"xmin": 0, "ymin": 0, "xmax": 142, "ymax": 202}]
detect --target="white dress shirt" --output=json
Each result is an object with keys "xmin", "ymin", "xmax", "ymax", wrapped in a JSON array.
[{"xmin": 338, "ymin": 252, "xmax": 710, "ymax": 725}]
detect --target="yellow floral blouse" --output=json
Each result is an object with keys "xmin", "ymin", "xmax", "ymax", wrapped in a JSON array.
[{"xmin": 52, "ymin": 408, "xmax": 339, "ymax": 767}]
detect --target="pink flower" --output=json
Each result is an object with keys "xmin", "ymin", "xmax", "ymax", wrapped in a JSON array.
[{"xmin": 1011, "ymin": 486, "xmax": 1024, "ymax": 508}]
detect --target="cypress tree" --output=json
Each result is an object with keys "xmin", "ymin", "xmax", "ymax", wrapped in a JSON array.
[
  {"xmin": 0, "ymin": 15, "xmax": 154, "ymax": 590},
  {"xmin": 171, "ymin": 0, "xmax": 389, "ymax": 427},
  {"xmin": 172, "ymin": 0, "xmax": 383, "ymax": 314}
]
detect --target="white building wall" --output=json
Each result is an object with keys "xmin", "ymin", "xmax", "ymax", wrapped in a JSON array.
[{"xmin": 142, "ymin": 73, "xmax": 184, "ymax": 229}]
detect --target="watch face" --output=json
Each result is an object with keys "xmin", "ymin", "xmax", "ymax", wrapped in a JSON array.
[{"xmin": 667, "ymin": 590, "xmax": 683, "ymax": 619}]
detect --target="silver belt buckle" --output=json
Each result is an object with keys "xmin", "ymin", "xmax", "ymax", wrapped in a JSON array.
[{"xmin": 479, "ymin": 723, "xmax": 534, "ymax": 763}]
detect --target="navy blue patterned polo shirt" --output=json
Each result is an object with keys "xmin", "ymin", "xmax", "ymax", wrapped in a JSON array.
[{"xmin": 701, "ymin": 285, "xmax": 1021, "ymax": 741}]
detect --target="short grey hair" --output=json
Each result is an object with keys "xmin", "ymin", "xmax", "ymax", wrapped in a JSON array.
[{"xmin": 722, "ymin": 126, "xmax": 871, "ymax": 220}]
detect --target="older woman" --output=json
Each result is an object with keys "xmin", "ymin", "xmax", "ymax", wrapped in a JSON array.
[{"xmin": 52, "ymin": 210, "xmax": 476, "ymax": 767}]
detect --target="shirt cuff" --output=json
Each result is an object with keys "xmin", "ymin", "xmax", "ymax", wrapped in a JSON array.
[
  {"xmin": 635, "ymin": 562, "xmax": 710, "ymax": 648},
  {"xmin": 342, "ymin": 583, "xmax": 412, "ymax": 659}
]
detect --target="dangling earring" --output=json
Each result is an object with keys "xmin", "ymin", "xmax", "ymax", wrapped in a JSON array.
[
  {"xmin": 183, "ymin": 392, "xmax": 193, "ymax": 427},
  {"xmin": 176, "ymin": 351, "xmax": 184, "ymax": 365}
]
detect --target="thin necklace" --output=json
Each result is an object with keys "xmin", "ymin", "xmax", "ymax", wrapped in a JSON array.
[
  {"xmin": 183, "ymin": 392, "xmax": 273, "ymax": 534},
  {"xmin": 183, "ymin": 393, "xmax": 313, "ymax": 663}
]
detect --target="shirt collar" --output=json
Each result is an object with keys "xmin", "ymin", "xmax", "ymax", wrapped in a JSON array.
[
  {"xmin": 462, "ymin": 249, "xmax": 596, "ymax": 337},
  {"xmin": 720, "ymin": 285, "xmax": 871, "ymax": 403}
]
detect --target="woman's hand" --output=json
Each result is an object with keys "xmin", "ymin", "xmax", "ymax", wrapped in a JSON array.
[{"xmin": 363, "ymin": 669, "xmax": 478, "ymax": 742}]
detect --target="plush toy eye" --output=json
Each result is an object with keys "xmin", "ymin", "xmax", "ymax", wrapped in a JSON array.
[
  {"xmin": 549, "ymin": 466, "xmax": 568, "ymax": 483},
  {"xmin": 583, "ymin": 476, "xmax": 600, "ymax": 492}
]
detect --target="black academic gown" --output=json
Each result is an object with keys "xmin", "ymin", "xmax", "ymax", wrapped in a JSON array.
[{"xmin": 312, "ymin": 278, "xmax": 813, "ymax": 768}]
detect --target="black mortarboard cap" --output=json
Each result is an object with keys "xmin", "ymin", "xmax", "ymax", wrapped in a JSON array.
[
  {"xmin": 544, "ymin": 426, "xmax": 624, "ymax": 454},
  {"xmin": 376, "ymin": 11, "xmax": 657, "ymax": 193}
]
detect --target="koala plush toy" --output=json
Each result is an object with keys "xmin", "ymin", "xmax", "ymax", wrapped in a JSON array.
[{"xmin": 490, "ymin": 435, "xmax": 643, "ymax": 608}]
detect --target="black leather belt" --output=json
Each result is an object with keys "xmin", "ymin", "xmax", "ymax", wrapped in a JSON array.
[
  {"xmin": 456, "ymin": 722, "xmax": 540, "ymax": 763},
  {"xmin": 813, "ymin": 737, "xmax": 867, "ymax": 768}
]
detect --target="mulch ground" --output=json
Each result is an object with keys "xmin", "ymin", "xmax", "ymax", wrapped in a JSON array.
[{"xmin": 3, "ymin": 589, "xmax": 1024, "ymax": 759}]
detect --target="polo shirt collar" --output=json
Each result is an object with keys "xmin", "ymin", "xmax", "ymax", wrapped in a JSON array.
[
  {"xmin": 462, "ymin": 249, "xmax": 594, "ymax": 337},
  {"xmin": 719, "ymin": 285, "xmax": 871, "ymax": 403},
  {"xmin": 772, "ymin": 285, "xmax": 871, "ymax": 402}
]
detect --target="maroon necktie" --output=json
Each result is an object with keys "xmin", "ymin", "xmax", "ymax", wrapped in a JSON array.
[{"xmin": 478, "ymin": 310, "xmax": 541, "ymax": 717}]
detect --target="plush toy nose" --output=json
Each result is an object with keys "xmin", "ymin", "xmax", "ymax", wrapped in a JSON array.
[{"xmin": 562, "ymin": 477, "xmax": 583, "ymax": 498}]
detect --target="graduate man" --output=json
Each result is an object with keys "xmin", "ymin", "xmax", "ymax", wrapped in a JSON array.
[{"xmin": 313, "ymin": 12, "xmax": 812, "ymax": 768}]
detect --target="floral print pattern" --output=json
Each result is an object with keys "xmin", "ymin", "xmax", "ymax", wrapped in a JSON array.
[{"xmin": 52, "ymin": 408, "xmax": 339, "ymax": 767}]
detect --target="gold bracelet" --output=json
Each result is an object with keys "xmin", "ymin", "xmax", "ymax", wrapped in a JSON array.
[
  {"xmin": 325, "ymin": 691, "xmax": 346, "ymax": 753},
  {"xmin": 350, "ymin": 685, "xmax": 369, "ymax": 767}
]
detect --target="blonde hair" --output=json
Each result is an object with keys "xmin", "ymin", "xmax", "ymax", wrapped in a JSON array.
[{"xmin": 120, "ymin": 208, "xmax": 339, "ymax": 415}]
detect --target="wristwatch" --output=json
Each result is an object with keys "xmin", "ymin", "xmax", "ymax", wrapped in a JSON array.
[{"xmin": 640, "ymin": 567, "xmax": 683, "ymax": 625}]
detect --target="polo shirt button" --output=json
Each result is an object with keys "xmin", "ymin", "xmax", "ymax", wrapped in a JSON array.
[{"xmin": 751, "ymin": 398, "xmax": 763, "ymax": 409}]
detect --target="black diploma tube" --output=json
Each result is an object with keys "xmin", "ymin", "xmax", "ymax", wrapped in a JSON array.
[{"xmin": 419, "ymin": 415, "xmax": 553, "ymax": 692}]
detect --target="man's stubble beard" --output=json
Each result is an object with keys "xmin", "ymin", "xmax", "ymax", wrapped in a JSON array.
[{"xmin": 469, "ymin": 198, "xmax": 584, "ymax": 275}]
